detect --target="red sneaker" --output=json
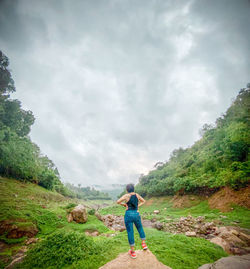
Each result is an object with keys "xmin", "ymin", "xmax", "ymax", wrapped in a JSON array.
[
  {"xmin": 142, "ymin": 242, "xmax": 148, "ymax": 250},
  {"xmin": 128, "ymin": 250, "xmax": 137, "ymax": 259}
]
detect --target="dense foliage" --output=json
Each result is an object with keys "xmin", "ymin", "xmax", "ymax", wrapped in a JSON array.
[
  {"xmin": 65, "ymin": 183, "xmax": 111, "ymax": 200},
  {"xmin": 0, "ymin": 51, "xmax": 73, "ymax": 195},
  {"xmin": 136, "ymin": 87, "xmax": 250, "ymax": 197}
]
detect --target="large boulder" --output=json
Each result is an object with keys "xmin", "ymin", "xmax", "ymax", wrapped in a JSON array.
[
  {"xmin": 198, "ymin": 254, "xmax": 250, "ymax": 269},
  {"xmin": 67, "ymin": 204, "xmax": 88, "ymax": 223}
]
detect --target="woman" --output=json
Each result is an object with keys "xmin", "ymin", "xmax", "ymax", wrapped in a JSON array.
[{"xmin": 116, "ymin": 183, "xmax": 148, "ymax": 259}]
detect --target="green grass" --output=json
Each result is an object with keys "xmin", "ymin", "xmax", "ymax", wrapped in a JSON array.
[
  {"xmin": 0, "ymin": 178, "xmax": 230, "ymax": 269},
  {"xmin": 100, "ymin": 197, "xmax": 250, "ymax": 228},
  {"xmin": 14, "ymin": 228, "xmax": 227, "ymax": 269}
]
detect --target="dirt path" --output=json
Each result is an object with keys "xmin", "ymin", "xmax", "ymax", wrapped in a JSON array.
[{"xmin": 99, "ymin": 249, "xmax": 171, "ymax": 269}]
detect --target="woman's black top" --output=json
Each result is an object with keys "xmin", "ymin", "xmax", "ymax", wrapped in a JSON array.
[{"xmin": 126, "ymin": 194, "xmax": 138, "ymax": 211}]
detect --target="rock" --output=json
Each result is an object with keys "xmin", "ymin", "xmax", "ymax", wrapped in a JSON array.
[
  {"xmin": 197, "ymin": 216, "xmax": 205, "ymax": 222},
  {"xmin": 5, "ymin": 246, "xmax": 28, "ymax": 269},
  {"xmin": 67, "ymin": 213, "xmax": 73, "ymax": 222},
  {"xmin": 231, "ymin": 247, "xmax": 249, "ymax": 255},
  {"xmin": 185, "ymin": 231, "xmax": 196, "ymax": 237},
  {"xmin": 25, "ymin": 237, "xmax": 39, "ymax": 245},
  {"xmin": 85, "ymin": 230, "xmax": 99, "ymax": 237},
  {"xmin": 5, "ymin": 255, "xmax": 26, "ymax": 269},
  {"xmin": 101, "ymin": 214, "xmax": 126, "ymax": 231},
  {"xmin": 153, "ymin": 210, "xmax": 160, "ymax": 214},
  {"xmin": 239, "ymin": 232, "xmax": 250, "ymax": 244},
  {"xmin": 95, "ymin": 211, "xmax": 103, "ymax": 221},
  {"xmin": 67, "ymin": 204, "xmax": 88, "ymax": 223},
  {"xmin": 102, "ymin": 233, "xmax": 116, "ymax": 237},
  {"xmin": 210, "ymin": 237, "xmax": 230, "ymax": 253},
  {"xmin": 153, "ymin": 221, "xmax": 164, "ymax": 230},
  {"xmin": 198, "ymin": 254, "xmax": 250, "ymax": 269},
  {"xmin": 0, "ymin": 220, "xmax": 38, "ymax": 239},
  {"xmin": 99, "ymin": 249, "xmax": 172, "ymax": 269}
]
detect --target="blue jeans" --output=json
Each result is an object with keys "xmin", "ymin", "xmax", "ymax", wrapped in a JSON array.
[{"xmin": 124, "ymin": 210, "xmax": 146, "ymax": 246}]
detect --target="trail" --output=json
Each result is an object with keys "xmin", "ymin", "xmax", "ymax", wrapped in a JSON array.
[{"xmin": 99, "ymin": 249, "xmax": 171, "ymax": 269}]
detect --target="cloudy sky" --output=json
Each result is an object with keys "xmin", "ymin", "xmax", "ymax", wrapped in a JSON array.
[{"xmin": 0, "ymin": 0, "xmax": 249, "ymax": 186}]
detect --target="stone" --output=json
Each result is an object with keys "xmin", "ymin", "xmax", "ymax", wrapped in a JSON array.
[
  {"xmin": 67, "ymin": 213, "xmax": 73, "ymax": 222},
  {"xmin": 239, "ymin": 232, "xmax": 250, "ymax": 244},
  {"xmin": 95, "ymin": 211, "xmax": 103, "ymax": 221},
  {"xmin": 5, "ymin": 246, "xmax": 28, "ymax": 269},
  {"xmin": 68, "ymin": 204, "xmax": 88, "ymax": 223},
  {"xmin": 198, "ymin": 254, "xmax": 250, "ymax": 269},
  {"xmin": 231, "ymin": 247, "xmax": 249, "ymax": 255},
  {"xmin": 85, "ymin": 230, "xmax": 99, "ymax": 237},
  {"xmin": 153, "ymin": 221, "xmax": 164, "ymax": 230},
  {"xmin": 185, "ymin": 231, "xmax": 196, "ymax": 237},
  {"xmin": 99, "ymin": 249, "xmax": 172, "ymax": 269},
  {"xmin": 25, "ymin": 237, "xmax": 39, "ymax": 245},
  {"xmin": 210, "ymin": 237, "xmax": 230, "ymax": 252},
  {"xmin": 5, "ymin": 255, "xmax": 27, "ymax": 269}
]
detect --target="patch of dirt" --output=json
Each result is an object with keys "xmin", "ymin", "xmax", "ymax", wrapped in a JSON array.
[
  {"xmin": 0, "ymin": 219, "xmax": 38, "ymax": 239},
  {"xmin": 144, "ymin": 199, "xmax": 154, "ymax": 206},
  {"xmin": 99, "ymin": 249, "xmax": 171, "ymax": 269},
  {"xmin": 171, "ymin": 194, "xmax": 204, "ymax": 208},
  {"xmin": 208, "ymin": 186, "xmax": 250, "ymax": 212}
]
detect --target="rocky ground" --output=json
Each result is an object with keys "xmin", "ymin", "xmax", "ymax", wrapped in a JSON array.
[{"xmin": 96, "ymin": 212, "xmax": 250, "ymax": 256}]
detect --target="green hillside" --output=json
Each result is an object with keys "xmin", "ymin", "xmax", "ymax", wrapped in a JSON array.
[{"xmin": 135, "ymin": 88, "xmax": 250, "ymax": 197}]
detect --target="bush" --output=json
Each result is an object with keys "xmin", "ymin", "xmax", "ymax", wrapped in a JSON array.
[{"xmin": 88, "ymin": 208, "xmax": 96, "ymax": 215}]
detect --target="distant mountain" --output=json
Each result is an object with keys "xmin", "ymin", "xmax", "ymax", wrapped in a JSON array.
[{"xmin": 92, "ymin": 184, "xmax": 126, "ymax": 200}]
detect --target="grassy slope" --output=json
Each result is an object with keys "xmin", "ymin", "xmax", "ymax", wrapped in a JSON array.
[
  {"xmin": 100, "ymin": 196, "xmax": 250, "ymax": 228},
  {"xmin": 0, "ymin": 178, "xmax": 228, "ymax": 269}
]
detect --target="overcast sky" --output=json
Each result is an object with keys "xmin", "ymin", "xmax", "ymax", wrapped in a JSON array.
[{"xmin": 0, "ymin": 0, "xmax": 249, "ymax": 186}]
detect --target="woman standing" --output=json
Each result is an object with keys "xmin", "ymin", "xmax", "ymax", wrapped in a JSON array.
[{"xmin": 116, "ymin": 183, "xmax": 148, "ymax": 259}]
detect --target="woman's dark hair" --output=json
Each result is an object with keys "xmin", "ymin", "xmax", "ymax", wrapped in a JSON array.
[{"xmin": 126, "ymin": 183, "xmax": 134, "ymax": 193}]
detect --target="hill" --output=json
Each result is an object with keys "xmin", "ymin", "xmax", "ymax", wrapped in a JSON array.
[{"xmin": 135, "ymin": 86, "xmax": 250, "ymax": 197}]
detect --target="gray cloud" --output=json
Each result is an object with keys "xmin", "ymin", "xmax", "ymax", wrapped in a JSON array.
[{"xmin": 0, "ymin": 0, "xmax": 249, "ymax": 186}]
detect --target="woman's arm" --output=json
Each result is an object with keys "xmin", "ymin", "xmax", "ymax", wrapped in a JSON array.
[
  {"xmin": 136, "ymin": 193, "xmax": 146, "ymax": 207},
  {"xmin": 116, "ymin": 194, "xmax": 129, "ymax": 208}
]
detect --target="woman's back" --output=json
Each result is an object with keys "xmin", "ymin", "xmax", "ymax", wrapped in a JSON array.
[{"xmin": 126, "ymin": 193, "xmax": 138, "ymax": 211}]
